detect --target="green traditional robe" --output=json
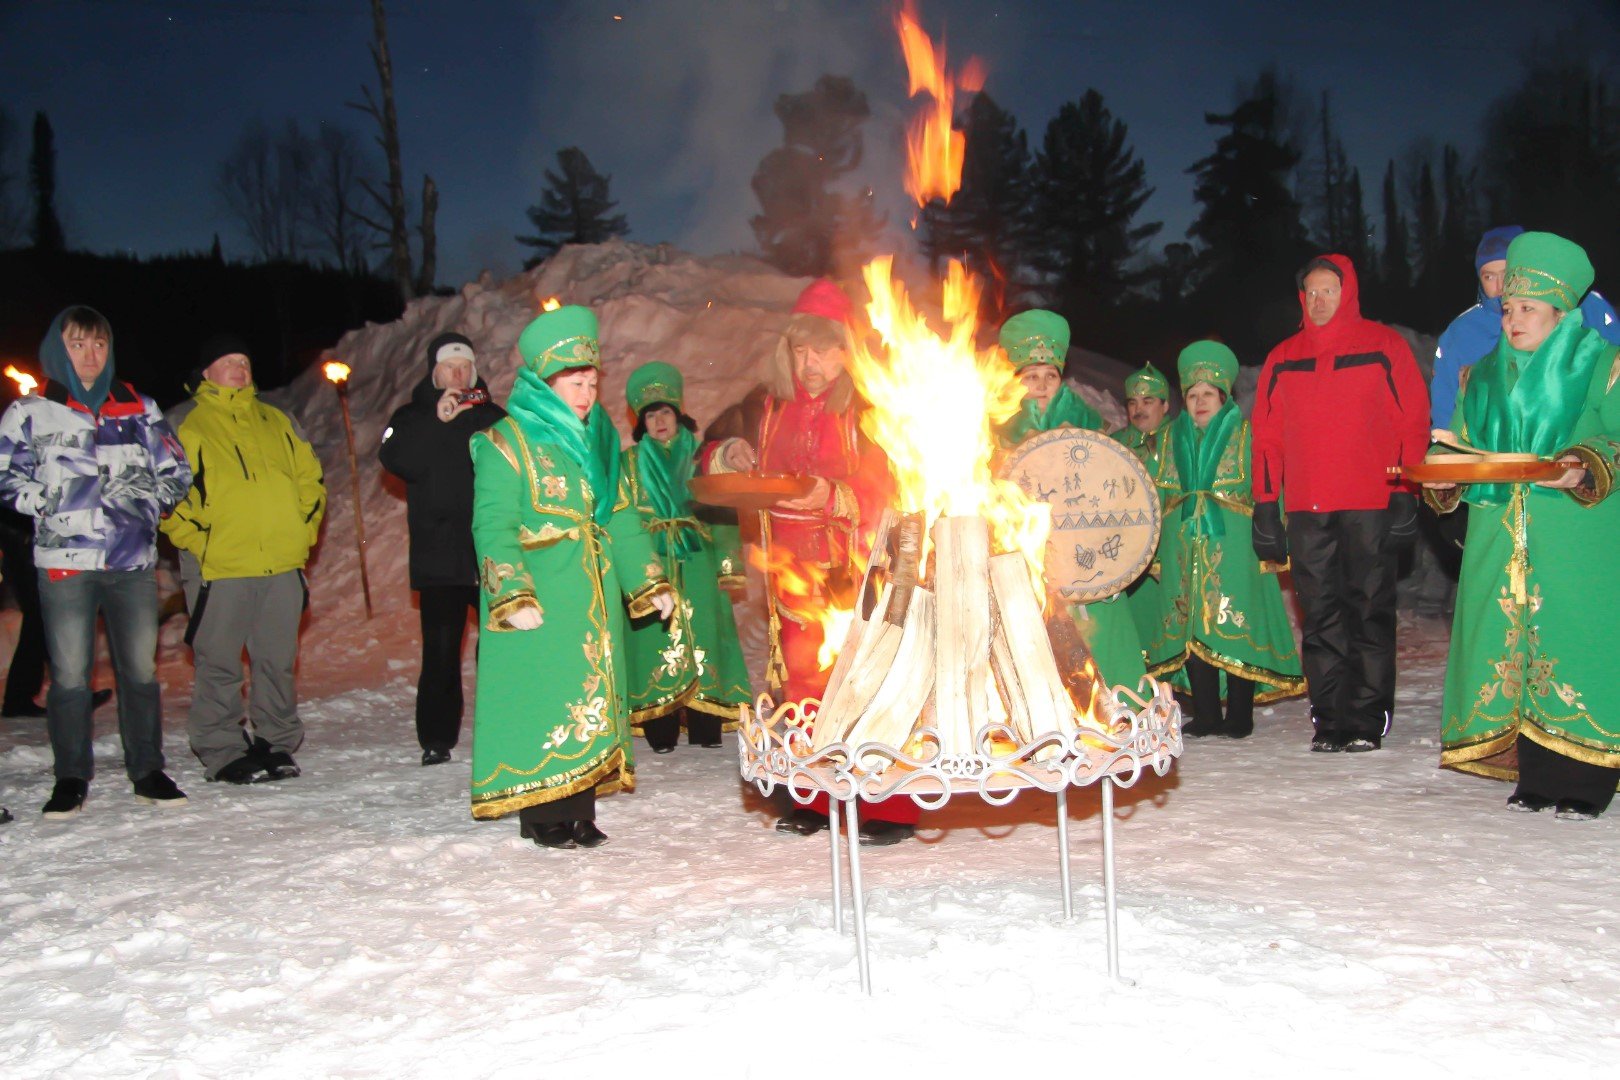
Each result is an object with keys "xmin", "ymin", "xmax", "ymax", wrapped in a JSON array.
[
  {"xmin": 1113, "ymin": 421, "xmax": 1170, "ymax": 654},
  {"xmin": 622, "ymin": 441, "xmax": 750, "ymax": 733},
  {"xmin": 1429, "ymin": 316, "xmax": 1620, "ymax": 779},
  {"xmin": 468, "ymin": 415, "xmax": 674, "ymax": 820},
  {"xmin": 1146, "ymin": 409, "xmax": 1305, "ymax": 702},
  {"xmin": 996, "ymin": 390, "xmax": 1146, "ymax": 695}
]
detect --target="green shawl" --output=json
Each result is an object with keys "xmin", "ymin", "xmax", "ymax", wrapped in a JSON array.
[
  {"xmin": 1460, "ymin": 310, "xmax": 1605, "ymax": 506},
  {"xmin": 1003, "ymin": 383, "xmax": 1102, "ymax": 444},
  {"xmin": 634, "ymin": 425, "xmax": 701, "ymax": 557},
  {"xmin": 506, "ymin": 366, "xmax": 621, "ymax": 526},
  {"xmin": 1171, "ymin": 397, "xmax": 1242, "ymax": 537}
]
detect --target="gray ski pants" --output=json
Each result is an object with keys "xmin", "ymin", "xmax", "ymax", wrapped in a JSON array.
[{"xmin": 183, "ymin": 569, "xmax": 307, "ymax": 778}]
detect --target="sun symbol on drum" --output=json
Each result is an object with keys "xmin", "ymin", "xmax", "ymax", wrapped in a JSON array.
[{"xmin": 1066, "ymin": 443, "xmax": 1091, "ymax": 466}]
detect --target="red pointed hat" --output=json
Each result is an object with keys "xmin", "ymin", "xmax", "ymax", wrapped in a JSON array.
[{"xmin": 791, "ymin": 278, "xmax": 854, "ymax": 324}]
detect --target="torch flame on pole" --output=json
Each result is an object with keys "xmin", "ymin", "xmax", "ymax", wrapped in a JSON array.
[
  {"xmin": 323, "ymin": 360, "xmax": 352, "ymax": 385},
  {"xmin": 323, "ymin": 358, "xmax": 372, "ymax": 619},
  {"xmin": 541, "ymin": 296, "xmax": 562, "ymax": 312},
  {"xmin": 4, "ymin": 365, "xmax": 38, "ymax": 396}
]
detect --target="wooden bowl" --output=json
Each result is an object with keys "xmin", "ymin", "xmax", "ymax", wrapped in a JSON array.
[
  {"xmin": 689, "ymin": 472, "xmax": 817, "ymax": 510},
  {"xmin": 1395, "ymin": 454, "xmax": 1575, "ymax": 484}
]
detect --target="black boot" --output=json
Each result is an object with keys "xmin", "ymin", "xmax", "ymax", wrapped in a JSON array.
[
  {"xmin": 520, "ymin": 820, "xmax": 577, "ymax": 849},
  {"xmin": 570, "ymin": 820, "xmax": 609, "ymax": 847},
  {"xmin": 774, "ymin": 807, "xmax": 829, "ymax": 836}
]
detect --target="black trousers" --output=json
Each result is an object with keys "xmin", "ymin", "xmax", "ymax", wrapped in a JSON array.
[
  {"xmin": 416, "ymin": 586, "xmax": 477, "ymax": 753},
  {"xmin": 1, "ymin": 532, "xmax": 45, "ymax": 714},
  {"xmin": 642, "ymin": 707, "xmax": 723, "ymax": 750},
  {"xmin": 1515, "ymin": 735, "xmax": 1620, "ymax": 812},
  {"xmin": 1285, "ymin": 508, "xmax": 1399, "ymax": 740},
  {"xmin": 1184, "ymin": 653, "xmax": 1255, "ymax": 737},
  {"xmin": 517, "ymin": 788, "xmax": 594, "ymax": 826}
]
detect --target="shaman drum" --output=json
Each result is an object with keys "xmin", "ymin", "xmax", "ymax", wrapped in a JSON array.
[{"xmin": 999, "ymin": 427, "xmax": 1161, "ymax": 603}]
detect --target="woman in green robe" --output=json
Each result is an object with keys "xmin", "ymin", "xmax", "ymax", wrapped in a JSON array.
[
  {"xmin": 1112, "ymin": 363, "xmax": 1173, "ymax": 654},
  {"xmin": 620, "ymin": 361, "xmax": 751, "ymax": 753},
  {"xmin": 995, "ymin": 309, "xmax": 1146, "ymax": 693},
  {"xmin": 469, "ymin": 305, "xmax": 678, "ymax": 850},
  {"xmin": 1423, "ymin": 232, "xmax": 1620, "ymax": 820},
  {"xmin": 1146, "ymin": 342, "xmax": 1305, "ymax": 737}
]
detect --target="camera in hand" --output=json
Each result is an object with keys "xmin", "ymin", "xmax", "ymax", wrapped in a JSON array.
[{"xmin": 453, "ymin": 388, "xmax": 491, "ymax": 406}]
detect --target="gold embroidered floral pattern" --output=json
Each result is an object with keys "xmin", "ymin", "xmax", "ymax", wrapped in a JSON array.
[
  {"xmin": 480, "ymin": 556, "xmax": 518, "ymax": 596},
  {"xmin": 541, "ymin": 475, "xmax": 568, "ymax": 501}
]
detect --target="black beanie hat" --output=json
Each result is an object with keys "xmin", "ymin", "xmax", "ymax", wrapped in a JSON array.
[
  {"xmin": 198, "ymin": 333, "xmax": 253, "ymax": 369},
  {"xmin": 1295, "ymin": 257, "xmax": 1343, "ymax": 291},
  {"xmin": 426, "ymin": 331, "xmax": 476, "ymax": 374}
]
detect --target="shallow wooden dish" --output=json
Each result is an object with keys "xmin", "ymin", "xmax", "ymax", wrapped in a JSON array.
[
  {"xmin": 689, "ymin": 472, "xmax": 817, "ymax": 510},
  {"xmin": 1396, "ymin": 453, "xmax": 1573, "ymax": 484}
]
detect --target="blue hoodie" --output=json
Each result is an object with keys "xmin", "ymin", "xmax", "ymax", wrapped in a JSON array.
[{"xmin": 1431, "ymin": 226, "xmax": 1620, "ymax": 428}]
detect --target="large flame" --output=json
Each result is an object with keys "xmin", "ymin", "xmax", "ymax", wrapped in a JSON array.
[
  {"xmin": 749, "ymin": 543, "xmax": 859, "ymax": 671},
  {"xmin": 896, "ymin": 0, "xmax": 984, "ymax": 209}
]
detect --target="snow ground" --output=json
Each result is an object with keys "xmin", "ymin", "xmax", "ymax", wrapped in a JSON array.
[{"xmin": 3, "ymin": 613, "xmax": 1618, "ymax": 1079}]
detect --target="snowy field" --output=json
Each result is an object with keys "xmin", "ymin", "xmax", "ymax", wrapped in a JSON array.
[{"xmin": 3, "ymin": 611, "xmax": 1618, "ymax": 1078}]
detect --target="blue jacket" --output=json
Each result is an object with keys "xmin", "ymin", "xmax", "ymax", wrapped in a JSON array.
[{"xmin": 1430, "ymin": 289, "xmax": 1620, "ymax": 429}]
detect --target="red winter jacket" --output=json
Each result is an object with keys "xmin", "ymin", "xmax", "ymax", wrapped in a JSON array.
[{"xmin": 1251, "ymin": 254, "xmax": 1429, "ymax": 513}]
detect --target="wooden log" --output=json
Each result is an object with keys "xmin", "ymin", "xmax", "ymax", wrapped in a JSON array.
[
  {"xmin": 842, "ymin": 587, "xmax": 937, "ymax": 769},
  {"xmin": 988, "ymin": 554, "xmax": 1076, "ymax": 748},
  {"xmin": 811, "ymin": 583, "xmax": 904, "ymax": 750},
  {"xmin": 1043, "ymin": 592, "xmax": 1105, "ymax": 734},
  {"xmin": 818, "ymin": 510, "xmax": 896, "ymax": 708},
  {"xmin": 932, "ymin": 516, "xmax": 992, "ymax": 757}
]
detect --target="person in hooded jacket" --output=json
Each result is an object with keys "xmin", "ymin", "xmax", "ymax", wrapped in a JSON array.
[
  {"xmin": 1432, "ymin": 225, "xmax": 1620, "ymax": 431},
  {"xmin": 378, "ymin": 331, "xmax": 506, "ymax": 766},
  {"xmin": 1250, "ymin": 255, "xmax": 1429, "ymax": 752},
  {"xmin": 0, "ymin": 306, "xmax": 192, "ymax": 817},
  {"xmin": 163, "ymin": 335, "xmax": 326, "ymax": 784}
]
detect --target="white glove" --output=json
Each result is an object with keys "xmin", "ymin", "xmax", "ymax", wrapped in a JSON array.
[
  {"xmin": 506, "ymin": 605, "xmax": 543, "ymax": 631},
  {"xmin": 650, "ymin": 592, "xmax": 676, "ymax": 621}
]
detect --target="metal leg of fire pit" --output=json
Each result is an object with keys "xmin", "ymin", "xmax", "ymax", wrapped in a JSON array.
[
  {"xmin": 1056, "ymin": 787, "xmax": 1074, "ymax": 920},
  {"xmin": 1101, "ymin": 776, "xmax": 1119, "ymax": 980},
  {"xmin": 828, "ymin": 800, "xmax": 845, "ymax": 934},
  {"xmin": 843, "ymin": 796, "xmax": 872, "ymax": 994}
]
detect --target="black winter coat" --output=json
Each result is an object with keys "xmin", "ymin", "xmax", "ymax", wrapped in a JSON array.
[{"xmin": 378, "ymin": 373, "xmax": 505, "ymax": 589}]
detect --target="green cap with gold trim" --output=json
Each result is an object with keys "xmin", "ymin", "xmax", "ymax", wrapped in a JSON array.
[
  {"xmin": 517, "ymin": 305, "xmax": 600, "ymax": 379},
  {"xmin": 1125, "ymin": 363, "xmax": 1169, "ymax": 400},
  {"xmin": 1502, "ymin": 231, "xmax": 1593, "ymax": 312},
  {"xmin": 998, "ymin": 309, "xmax": 1070, "ymax": 371},
  {"xmin": 626, "ymin": 360, "xmax": 683, "ymax": 413},
  {"xmin": 1177, "ymin": 341, "xmax": 1237, "ymax": 394}
]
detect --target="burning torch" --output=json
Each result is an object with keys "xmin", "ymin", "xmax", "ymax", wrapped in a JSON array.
[
  {"xmin": 4, "ymin": 365, "xmax": 38, "ymax": 397},
  {"xmin": 323, "ymin": 360, "xmax": 374, "ymax": 620}
]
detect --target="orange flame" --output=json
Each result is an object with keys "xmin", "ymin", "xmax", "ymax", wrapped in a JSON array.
[
  {"xmin": 541, "ymin": 296, "xmax": 562, "ymax": 312},
  {"xmin": 4, "ymin": 365, "xmax": 37, "ymax": 396},
  {"xmin": 749, "ymin": 544, "xmax": 862, "ymax": 670},
  {"xmin": 896, "ymin": 0, "xmax": 984, "ymax": 209},
  {"xmin": 322, "ymin": 361, "xmax": 351, "ymax": 384}
]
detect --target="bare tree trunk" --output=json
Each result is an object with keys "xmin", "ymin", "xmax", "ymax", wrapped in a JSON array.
[
  {"xmin": 353, "ymin": 0, "xmax": 413, "ymax": 303},
  {"xmin": 415, "ymin": 173, "xmax": 437, "ymax": 295}
]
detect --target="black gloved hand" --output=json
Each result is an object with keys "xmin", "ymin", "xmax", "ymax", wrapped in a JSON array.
[
  {"xmin": 1389, "ymin": 490, "xmax": 1419, "ymax": 549},
  {"xmin": 1251, "ymin": 501, "xmax": 1287, "ymax": 563}
]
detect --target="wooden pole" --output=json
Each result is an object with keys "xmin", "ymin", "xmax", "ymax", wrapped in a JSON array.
[{"xmin": 335, "ymin": 383, "xmax": 374, "ymax": 619}]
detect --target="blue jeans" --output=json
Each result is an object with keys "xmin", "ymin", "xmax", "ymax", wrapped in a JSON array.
[{"xmin": 38, "ymin": 568, "xmax": 164, "ymax": 781}]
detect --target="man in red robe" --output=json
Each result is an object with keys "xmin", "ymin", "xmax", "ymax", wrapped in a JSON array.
[{"xmin": 703, "ymin": 279, "xmax": 918, "ymax": 844}]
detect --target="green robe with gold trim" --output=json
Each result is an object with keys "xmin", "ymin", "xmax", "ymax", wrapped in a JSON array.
[
  {"xmin": 468, "ymin": 416, "xmax": 674, "ymax": 820},
  {"xmin": 1112, "ymin": 421, "xmax": 1169, "ymax": 655},
  {"xmin": 622, "ymin": 443, "xmax": 750, "ymax": 734},
  {"xmin": 1146, "ymin": 417, "xmax": 1305, "ymax": 702},
  {"xmin": 1430, "ymin": 325, "xmax": 1620, "ymax": 780}
]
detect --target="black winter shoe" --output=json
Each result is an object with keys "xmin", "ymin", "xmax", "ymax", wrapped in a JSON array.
[
  {"xmin": 1342, "ymin": 736, "xmax": 1382, "ymax": 753},
  {"xmin": 41, "ymin": 778, "xmax": 88, "ymax": 818},
  {"xmin": 211, "ymin": 756, "xmax": 268, "ymax": 784},
  {"xmin": 132, "ymin": 771, "xmax": 188, "ymax": 807},
  {"xmin": 650, "ymin": 744, "xmax": 676, "ymax": 755},
  {"xmin": 248, "ymin": 737, "xmax": 300, "ymax": 780},
  {"xmin": 858, "ymin": 820, "xmax": 916, "ymax": 846},
  {"xmin": 520, "ymin": 821, "xmax": 577, "ymax": 849},
  {"xmin": 774, "ymin": 808, "xmax": 829, "ymax": 836},
  {"xmin": 421, "ymin": 748, "xmax": 451, "ymax": 766},
  {"xmin": 0, "ymin": 807, "xmax": 12, "ymax": 824},
  {"xmin": 1506, "ymin": 792, "xmax": 1555, "ymax": 813},
  {"xmin": 1310, "ymin": 733, "xmax": 1345, "ymax": 753},
  {"xmin": 1555, "ymin": 799, "xmax": 1603, "ymax": 821},
  {"xmin": 570, "ymin": 820, "xmax": 609, "ymax": 848}
]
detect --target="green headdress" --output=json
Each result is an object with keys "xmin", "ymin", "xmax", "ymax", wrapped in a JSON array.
[
  {"xmin": 1124, "ymin": 363, "xmax": 1169, "ymax": 400},
  {"xmin": 626, "ymin": 361, "xmax": 684, "ymax": 414},
  {"xmin": 1502, "ymin": 232, "xmax": 1594, "ymax": 312},
  {"xmin": 1177, "ymin": 341, "xmax": 1237, "ymax": 394},
  {"xmin": 998, "ymin": 309, "xmax": 1070, "ymax": 371},
  {"xmin": 517, "ymin": 304, "xmax": 601, "ymax": 379}
]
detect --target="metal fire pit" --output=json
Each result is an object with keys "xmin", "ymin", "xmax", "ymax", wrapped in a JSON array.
[{"xmin": 737, "ymin": 681, "xmax": 1183, "ymax": 993}]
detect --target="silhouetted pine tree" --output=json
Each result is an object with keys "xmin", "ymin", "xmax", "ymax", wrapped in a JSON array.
[
  {"xmin": 29, "ymin": 111, "xmax": 64, "ymax": 253},
  {"xmin": 516, "ymin": 147, "xmax": 629, "ymax": 269}
]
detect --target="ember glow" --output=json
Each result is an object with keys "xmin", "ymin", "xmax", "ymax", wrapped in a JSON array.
[
  {"xmin": 4, "ymin": 365, "xmax": 37, "ymax": 396},
  {"xmin": 322, "ymin": 361, "xmax": 351, "ymax": 384},
  {"xmin": 541, "ymin": 296, "xmax": 562, "ymax": 312}
]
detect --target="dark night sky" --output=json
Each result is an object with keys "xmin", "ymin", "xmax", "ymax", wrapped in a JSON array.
[{"xmin": 4, "ymin": 0, "xmax": 1618, "ymax": 288}]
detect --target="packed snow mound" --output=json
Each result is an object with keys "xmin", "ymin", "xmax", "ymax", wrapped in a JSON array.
[{"xmin": 271, "ymin": 240, "xmax": 1127, "ymax": 695}]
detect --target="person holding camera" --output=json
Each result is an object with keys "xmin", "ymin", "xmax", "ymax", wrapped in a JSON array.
[{"xmin": 379, "ymin": 331, "xmax": 506, "ymax": 766}]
